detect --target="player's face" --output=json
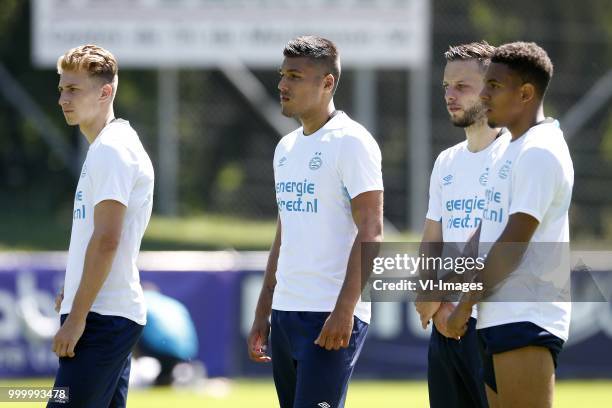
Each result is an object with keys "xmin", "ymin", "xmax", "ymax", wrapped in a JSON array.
[
  {"xmin": 58, "ymin": 69, "xmax": 106, "ymax": 126},
  {"xmin": 480, "ymin": 62, "xmax": 524, "ymax": 128},
  {"xmin": 442, "ymin": 59, "xmax": 487, "ymax": 128},
  {"xmin": 278, "ymin": 57, "xmax": 329, "ymax": 118}
]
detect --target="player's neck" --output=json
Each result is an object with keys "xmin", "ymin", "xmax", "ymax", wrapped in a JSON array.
[
  {"xmin": 80, "ymin": 108, "xmax": 116, "ymax": 144},
  {"xmin": 464, "ymin": 118, "xmax": 498, "ymax": 153},
  {"xmin": 301, "ymin": 101, "xmax": 336, "ymax": 136},
  {"xmin": 509, "ymin": 105, "xmax": 545, "ymax": 141}
]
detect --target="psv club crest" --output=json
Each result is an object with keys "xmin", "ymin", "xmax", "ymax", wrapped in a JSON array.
[{"xmin": 309, "ymin": 152, "xmax": 323, "ymax": 170}]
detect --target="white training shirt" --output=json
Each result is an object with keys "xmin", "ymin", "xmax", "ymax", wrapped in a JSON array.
[
  {"xmin": 61, "ymin": 119, "xmax": 154, "ymax": 325},
  {"xmin": 477, "ymin": 119, "xmax": 574, "ymax": 341},
  {"xmin": 271, "ymin": 111, "xmax": 384, "ymax": 324},
  {"xmin": 426, "ymin": 131, "xmax": 511, "ymax": 242},
  {"xmin": 426, "ymin": 131, "xmax": 511, "ymax": 317}
]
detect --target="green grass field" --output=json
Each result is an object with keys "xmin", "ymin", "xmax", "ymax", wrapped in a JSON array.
[{"xmin": 0, "ymin": 378, "xmax": 611, "ymax": 407}]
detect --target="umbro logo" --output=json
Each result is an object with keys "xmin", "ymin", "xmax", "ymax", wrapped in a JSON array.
[
  {"xmin": 442, "ymin": 174, "xmax": 453, "ymax": 186},
  {"xmin": 278, "ymin": 156, "xmax": 287, "ymax": 167},
  {"xmin": 317, "ymin": 402, "xmax": 331, "ymax": 408}
]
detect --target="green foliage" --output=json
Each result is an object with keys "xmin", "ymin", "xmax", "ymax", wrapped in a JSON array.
[
  {"xmin": 0, "ymin": 0, "xmax": 23, "ymax": 45},
  {"xmin": 469, "ymin": 1, "xmax": 524, "ymax": 44},
  {"xmin": 601, "ymin": 111, "xmax": 612, "ymax": 163},
  {"xmin": 215, "ymin": 162, "xmax": 244, "ymax": 194}
]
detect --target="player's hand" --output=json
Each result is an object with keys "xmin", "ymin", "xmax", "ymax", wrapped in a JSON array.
[
  {"xmin": 314, "ymin": 309, "xmax": 353, "ymax": 351},
  {"xmin": 415, "ymin": 301, "xmax": 441, "ymax": 329},
  {"xmin": 247, "ymin": 316, "xmax": 271, "ymax": 363},
  {"xmin": 432, "ymin": 302, "xmax": 459, "ymax": 339},
  {"xmin": 52, "ymin": 315, "xmax": 86, "ymax": 358},
  {"xmin": 54, "ymin": 287, "xmax": 64, "ymax": 313},
  {"xmin": 446, "ymin": 302, "xmax": 471, "ymax": 339}
]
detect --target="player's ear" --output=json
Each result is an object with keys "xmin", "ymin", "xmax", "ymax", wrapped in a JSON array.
[
  {"xmin": 100, "ymin": 82, "xmax": 113, "ymax": 102},
  {"xmin": 323, "ymin": 73, "xmax": 335, "ymax": 94},
  {"xmin": 520, "ymin": 83, "xmax": 536, "ymax": 104}
]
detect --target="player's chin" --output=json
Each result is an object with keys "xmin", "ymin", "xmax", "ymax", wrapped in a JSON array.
[
  {"xmin": 448, "ymin": 112, "xmax": 462, "ymax": 122},
  {"xmin": 280, "ymin": 105, "xmax": 295, "ymax": 118},
  {"xmin": 64, "ymin": 117, "xmax": 78, "ymax": 126},
  {"xmin": 450, "ymin": 116, "xmax": 470, "ymax": 128},
  {"xmin": 485, "ymin": 111, "xmax": 500, "ymax": 128},
  {"xmin": 449, "ymin": 117, "xmax": 465, "ymax": 127},
  {"xmin": 487, "ymin": 119, "xmax": 500, "ymax": 129}
]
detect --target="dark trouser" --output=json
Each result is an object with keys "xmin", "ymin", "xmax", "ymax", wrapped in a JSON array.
[
  {"xmin": 428, "ymin": 317, "xmax": 488, "ymax": 408},
  {"xmin": 270, "ymin": 310, "xmax": 368, "ymax": 408},
  {"xmin": 47, "ymin": 312, "xmax": 144, "ymax": 408}
]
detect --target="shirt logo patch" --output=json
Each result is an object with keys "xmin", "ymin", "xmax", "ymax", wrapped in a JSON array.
[
  {"xmin": 479, "ymin": 167, "xmax": 489, "ymax": 186},
  {"xmin": 442, "ymin": 174, "xmax": 453, "ymax": 186},
  {"xmin": 80, "ymin": 164, "xmax": 87, "ymax": 178},
  {"xmin": 498, "ymin": 160, "xmax": 512, "ymax": 180},
  {"xmin": 278, "ymin": 156, "xmax": 287, "ymax": 167},
  {"xmin": 309, "ymin": 152, "xmax": 323, "ymax": 170}
]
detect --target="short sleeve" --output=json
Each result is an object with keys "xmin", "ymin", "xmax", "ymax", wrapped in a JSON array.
[
  {"xmin": 337, "ymin": 133, "xmax": 383, "ymax": 199},
  {"xmin": 272, "ymin": 143, "xmax": 279, "ymax": 178},
  {"xmin": 87, "ymin": 144, "xmax": 135, "ymax": 207},
  {"xmin": 425, "ymin": 154, "xmax": 443, "ymax": 222},
  {"xmin": 509, "ymin": 147, "xmax": 559, "ymax": 222}
]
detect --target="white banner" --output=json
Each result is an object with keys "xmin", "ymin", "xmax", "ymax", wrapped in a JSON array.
[{"xmin": 32, "ymin": 0, "xmax": 429, "ymax": 68}]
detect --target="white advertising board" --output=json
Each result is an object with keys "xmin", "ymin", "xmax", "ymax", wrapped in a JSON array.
[{"xmin": 32, "ymin": 0, "xmax": 429, "ymax": 68}]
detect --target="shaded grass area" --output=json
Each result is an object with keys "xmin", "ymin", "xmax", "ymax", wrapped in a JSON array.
[
  {"xmin": 0, "ymin": 211, "xmax": 278, "ymax": 251},
  {"xmin": 143, "ymin": 215, "xmax": 278, "ymax": 250},
  {"xmin": 2, "ymin": 209, "xmax": 605, "ymax": 252},
  {"xmin": 0, "ymin": 212, "xmax": 418, "ymax": 251},
  {"xmin": 0, "ymin": 211, "xmax": 72, "ymax": 251},
  {"xmin": 0, "ymin": 378, "xmax": 610, "ymax": 407}
]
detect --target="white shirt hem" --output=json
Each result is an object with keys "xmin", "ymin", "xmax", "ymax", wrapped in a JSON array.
[{"xmin": 60, "ymin": 306, "xmax": 146, "ymax": 326}]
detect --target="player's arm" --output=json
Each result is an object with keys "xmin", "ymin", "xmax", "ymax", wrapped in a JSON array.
[
  {"xmin": 414, "ymin": 153, "xmax": 445, "ymax": 327},
  {"xmin": 467, "ymin": 212, "xmax": 538, "ymax": 305},
  {"xmin": 247, "ymin": 216, "xmax": 282, "ymax": 363},
  {"xmin": 425, "ymin": 225, "xmax": 482, "ymax": 338},
  {"xmin": 446, "ymin": 213, "xmax": 539, "ymax": 338},
  {"xmin": 52, "ymin": 200, "xmax": 126, "ymax": 358},
  {"xmin": 314, "ymin": 190, "xmax": 383, "ymax": 351},
  {"xmin": 414, "ymin": 219, "xmax": 444, "ymax": 328}
]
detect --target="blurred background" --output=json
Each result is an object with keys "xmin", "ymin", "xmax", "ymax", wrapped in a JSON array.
[{"xmin": 0, "ymin": 0, "xmax": 611, "ymax": 406}]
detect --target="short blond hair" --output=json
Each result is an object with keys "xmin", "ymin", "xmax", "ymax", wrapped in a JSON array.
[{"xmin": 57, "ymin": 44, "xmax": 118, "ymax": 84}]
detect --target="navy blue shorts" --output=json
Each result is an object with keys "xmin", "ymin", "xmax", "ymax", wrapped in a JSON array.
[
  {"xmin": 270, "ymin": 310, "xmax": 368, "ymax": 408},
  {"xmin": 47, "ymin": 312, "xmax": 144, "ymax": 408},
  {"xmin": 478, "ymin": 321, "xmax": 565, "ymax": 393},
  {"xmin": 427, "ymin": 317, "xmax": 488, "ymax": 408}
]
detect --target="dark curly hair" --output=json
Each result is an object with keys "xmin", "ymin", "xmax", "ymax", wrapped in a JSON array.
[{"xmin": 491, "ymin": 42, "xmax": 553, "ymax": 97}]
